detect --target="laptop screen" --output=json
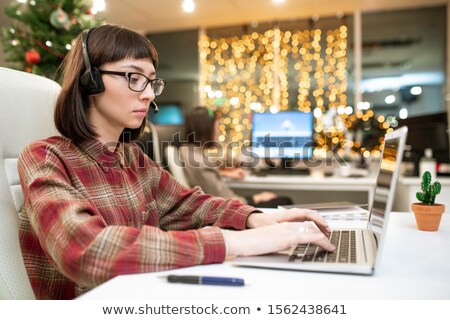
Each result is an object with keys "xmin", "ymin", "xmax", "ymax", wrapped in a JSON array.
[{"xmin": 368, "ymin": 127, "xmax": 408, "ymax": 234}]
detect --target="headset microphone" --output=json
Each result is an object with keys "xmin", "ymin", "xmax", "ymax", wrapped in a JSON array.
[{"xmin": 150, "ymin": 101, "xmax": 159, "ymax": 113}]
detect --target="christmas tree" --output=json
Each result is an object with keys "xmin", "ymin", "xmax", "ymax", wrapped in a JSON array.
[{"xmin": 1, "ymin": 0, "xmax": 104, "ymax": 80}]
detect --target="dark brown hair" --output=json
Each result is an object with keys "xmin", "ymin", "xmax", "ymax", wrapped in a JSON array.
[
  {"xmin": 54, "ymin": 24, "xmax": 159, "ymax": 144},
  {"xmin": 185, "ymin": 106, "xmax": 218, "ymax": 146}
]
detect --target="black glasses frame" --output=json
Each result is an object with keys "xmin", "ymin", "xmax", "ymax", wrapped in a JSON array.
[{"xmin": 98, "ymin": 70, "xmax": 166, "ymax": 95}]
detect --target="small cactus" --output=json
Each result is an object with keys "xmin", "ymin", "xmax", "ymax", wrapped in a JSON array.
[{"xmin": 416, "ymin": 171, "xmax": 442, "ymax": 205}]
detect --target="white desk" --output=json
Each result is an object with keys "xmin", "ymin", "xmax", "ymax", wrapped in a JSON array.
[
  {"xmin": 79, "ymin": 212, "xmax": 450, "ymax": 300},
  {"xmin": 226, "ymin": 174, "xmax": 377, "ymax": 205},
  {"xmin": 227, "ymin": 174, "xmax": 449, "ymax": 213}
]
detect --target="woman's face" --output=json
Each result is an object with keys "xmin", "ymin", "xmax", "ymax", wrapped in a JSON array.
[{"xmin": 88, "ymin": 57, "xmax": 156, "ymax": 143}]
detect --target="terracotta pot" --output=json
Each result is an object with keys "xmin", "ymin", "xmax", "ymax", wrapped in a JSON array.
[{"xmin": 411, "ymin": 203, "xmax": 445, "ymax": 231}]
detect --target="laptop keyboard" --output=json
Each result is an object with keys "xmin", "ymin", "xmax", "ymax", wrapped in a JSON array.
[{"xmin": 289, "ymin": 230, "xmax": 357, "ymax": 263}]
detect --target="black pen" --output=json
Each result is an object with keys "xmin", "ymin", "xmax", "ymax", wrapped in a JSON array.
[{"xmin": 165, "ymin": 275, "xmax": 245, "ymax": 286}]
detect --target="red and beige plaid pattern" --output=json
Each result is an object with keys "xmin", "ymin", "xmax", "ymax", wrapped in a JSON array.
[{"xmin": 18, "ymin": 136, "xmax": 255, "ymax": 299}]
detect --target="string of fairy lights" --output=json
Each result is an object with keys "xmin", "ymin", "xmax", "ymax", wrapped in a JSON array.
[{"xmin": 199, "ymin": 24, "xmax": 393, "ymax": 159}]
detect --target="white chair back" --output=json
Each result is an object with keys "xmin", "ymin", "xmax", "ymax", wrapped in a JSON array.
[
  {"xmin": 0, "ymin": 67, "xmax": 60, "ymax": 299},
  {"xmin": 165, "ymin": 145, "xmax": 190, "ymax": 188}
]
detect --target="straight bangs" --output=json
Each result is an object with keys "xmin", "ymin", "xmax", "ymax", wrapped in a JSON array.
[{"xmin": 88, "ymin": 26, "xmax": 158, "ymax": 70}]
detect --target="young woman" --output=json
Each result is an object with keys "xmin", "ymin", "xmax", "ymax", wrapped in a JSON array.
[
  {"xmin": 18, "ymin": 24, "xmax": 334, "ymax": 300},
  {"xmin": 180, "ymin": 107, "xmax": 293, "ymax": 207}
]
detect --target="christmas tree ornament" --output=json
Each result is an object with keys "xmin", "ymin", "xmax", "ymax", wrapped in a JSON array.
[
  {"xmin": 25, "ymin": 49, "xmax": 41, "ymax": 65},
  {"xmin": 50, "ymin": 7, "xmax": 71, "ymax": 30}
]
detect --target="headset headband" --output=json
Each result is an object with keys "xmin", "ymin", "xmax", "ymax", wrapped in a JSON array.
[{"xmin": 81, "ymin": 29, "xmax": 92, "ymax": 71}]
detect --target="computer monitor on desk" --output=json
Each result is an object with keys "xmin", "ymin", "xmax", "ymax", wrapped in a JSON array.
[
  {"xmin": 397, "ymin": 111, "xmax": 450, "ymax": 175},
  {"xmin": 250, "ymin": 111, "xmax": 313, "ymax": 174}
]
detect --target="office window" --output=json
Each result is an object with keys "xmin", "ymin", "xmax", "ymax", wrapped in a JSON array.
[{"xmin": 361, "ymin": 6, "xmax": 446, "ymax": 119}]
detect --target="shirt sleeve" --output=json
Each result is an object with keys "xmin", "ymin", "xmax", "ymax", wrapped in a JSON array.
[
  {"xmin": 18, "ymin": 141, "xmax": 254, "ymax": 289},
  {"xmin": 137, "ymin": 144, "xmax": 256, "ymax": 231},
  {"xmin": 152, "ymin": 165, "xmax": 255, "ymax": 230}
]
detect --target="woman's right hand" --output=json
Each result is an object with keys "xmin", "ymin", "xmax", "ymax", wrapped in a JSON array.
[{"xmin": 223, "ymin": 221, "xmax": 335, "ymax": 257}]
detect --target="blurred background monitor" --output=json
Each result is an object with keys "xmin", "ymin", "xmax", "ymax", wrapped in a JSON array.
[
  {"xmin": 149, "ymin": 102, "xmax": 184, "ymax": 125},
  {"xmin": 251, "ymin": 111, "xmax": 314, "ymax": 160},
  {"xmin": 397, "ymin": 111, "xmax": 450, "ymax": 164}
]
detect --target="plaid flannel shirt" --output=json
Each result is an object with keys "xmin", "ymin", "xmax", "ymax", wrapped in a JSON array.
[{"xmin": 18, "ymin": 136, "xmax": 255, "ymax": 299}]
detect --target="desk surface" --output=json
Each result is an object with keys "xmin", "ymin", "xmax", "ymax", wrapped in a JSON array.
[
  {"xmin": 399, "ymin": 176, "xmax": 450, "ymax": 185},
  {"xmin": 226, "ymin": 173, "xmax": 377, "ymax": 191},
  {"xmin": 79, "ymin": 212, "xmax": 450, "ymax": 300},
  {"xmin": 226, "ymin": 173, "xmax": 377, "ymax": 205}
]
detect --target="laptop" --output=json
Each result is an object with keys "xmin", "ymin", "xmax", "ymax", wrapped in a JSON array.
[{"xmin": 233, "ymin": 126, "xmax": 408, "ymax": 275}]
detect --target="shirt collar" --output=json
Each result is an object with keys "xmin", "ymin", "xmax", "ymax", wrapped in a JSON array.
[{"xmin": 79, "ymin": 139, "xmax": 124, "ymax": 170}]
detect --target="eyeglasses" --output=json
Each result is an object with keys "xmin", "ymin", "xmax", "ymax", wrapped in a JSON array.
[{"xmin": 98, "ymin": 70, "xmax": 166, "ymax": 96}]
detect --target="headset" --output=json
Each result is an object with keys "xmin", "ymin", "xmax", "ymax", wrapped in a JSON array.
[
  {"xmin": 79, "ymin": 28, "xmax": 158, "ymax": 113},
  {"xmin": 80, "ymin": 29, "xmax": 104, "ymax": 95}
]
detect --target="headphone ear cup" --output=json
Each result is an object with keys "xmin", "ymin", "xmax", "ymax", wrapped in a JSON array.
[{"xmin": 80, "ymin": 67, "xmax": 104, "ymax": 95}]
